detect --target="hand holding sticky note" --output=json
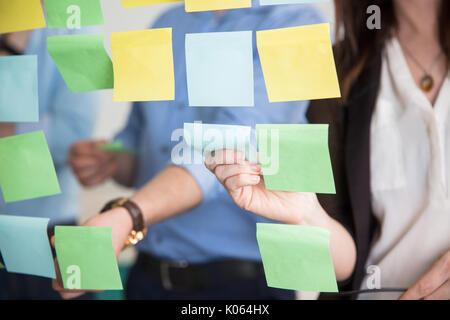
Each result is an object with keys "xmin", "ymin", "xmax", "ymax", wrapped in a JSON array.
[{"xmin": 257, "ymin": 223, "xmax": 338, "ymax": 292}]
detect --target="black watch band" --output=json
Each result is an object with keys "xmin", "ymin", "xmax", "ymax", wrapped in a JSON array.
[{"xmin": 100, "ymin": 198, "xmax": 145, "ymax": 232}]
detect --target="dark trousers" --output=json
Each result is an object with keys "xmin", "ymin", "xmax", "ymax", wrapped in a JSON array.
[{"xmin": 125, "ymin": 262, "xmax": 296, "ymax": 300}]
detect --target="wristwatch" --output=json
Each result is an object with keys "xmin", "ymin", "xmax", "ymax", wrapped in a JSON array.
[{"xmin": 100, "ymin": 198, "xmax": 147, "ymax": 246}]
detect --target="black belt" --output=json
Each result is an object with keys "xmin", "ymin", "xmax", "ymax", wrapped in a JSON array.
[{"xmin": 136, "ymin": 252, "xmax": 265, "ymax": 292}]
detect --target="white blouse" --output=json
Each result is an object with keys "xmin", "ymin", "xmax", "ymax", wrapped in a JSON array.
[{"xmin": 359, "ymin": 38, "xmax": 450, "ymax": 299}]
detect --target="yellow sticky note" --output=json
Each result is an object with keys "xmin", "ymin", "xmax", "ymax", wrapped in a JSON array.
[
  {"xmin": 121, "ymin": 0, "xmax": 182, "ymax": 8},
  {"xmin": 185, "ymin": 0, "xmax": 251, "ymax": 12},
  {"xmin": 257, "ymin": 23, "xmax": 341, "ymax": 102},
  {"xmin": 0, "ymin": 0, "xmax": 46, "ymax": 34},
  {"xmin": 111, "ymin": 28, "xmax": 175, "ymax": 102}
]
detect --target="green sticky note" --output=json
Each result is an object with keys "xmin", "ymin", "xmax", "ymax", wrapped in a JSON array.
[
  {"xmin": 55, "ymin": 226, "xmax": 123, "ymax": 290},
  {"xmin": 257, "ymin": 223, "xmax": 338, "ymax": 292},
  {"xmin": 0, "ymin": 131, "xmax": 61, "ymax": 203},
  {"xmin": 256, "ymin": 124, "xmax": 336, "ymax": 193},
  {"xmin": 0, "ymin": 261, "xmax": 5, "ymax": 269},
  {"xmin": 44, "ymin": 0, "xmax": 104, "ymax": 28},
  {"xmin": 47, "ymin": 34, "xmax": 113, "ymax": 92},
  {"xmin": 100, "ymin": 141, "xmax": 134, "ymax": 154}
]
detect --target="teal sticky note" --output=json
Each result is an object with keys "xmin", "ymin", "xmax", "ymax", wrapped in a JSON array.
[
  {"xmin": 184, "ymin": 122, "xmax": 257, "ymax": 161},
  {"xmin": 256, "ymin": 124, "xmax": 336, "ymax": 193},
  {"xmin": 185, "ymin": 31, "xmax": 254, "ymax": 107},
  {"xmin": 0, "ymin": 55, "xmax": 39, "ymax": 122},
  {"xmin": 44, "ymin": 0, "xmax": 105, "ymax": 28},
  {"xmin": 0, "ymin": 131, "xmax": 61, "ymax": 203},
  {"xmin": 257, "ymin": 223, "xmax": 338, "ymax": 292},
  {"xmin": 55, "ymin": 226, "xmax": 123, "ymax": 290},
  {"xmin": 260, "ymin": 0, "xmax": 328, "ymax": 5},
  {"xmin": 47, "ymin": 34, "xmax": 114, "ymax": 92},
  {"xmin": 0, "ymin": 215, "xmax": 56, "ymax": 278}
]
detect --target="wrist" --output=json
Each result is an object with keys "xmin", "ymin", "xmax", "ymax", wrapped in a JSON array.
[
  {"xmin": 297, "ymin": 193, "xmax": 329, "ymax": 227},
  {"xmin": 108, "ymin": 206, "xmax": 134, "ymax": 235}
]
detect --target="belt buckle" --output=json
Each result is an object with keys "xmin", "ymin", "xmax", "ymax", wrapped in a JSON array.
[{"xmin": 160, "ymin": 260, "xmax": 189, "ymax": 291}]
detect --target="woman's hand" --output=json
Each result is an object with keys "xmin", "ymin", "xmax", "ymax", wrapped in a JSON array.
[
  {"xmin": 399, "ymin": 250, "xmax": 450, "ymax": 300},
  {"xmin": 205, "ymin": 149, "xmax": 324, "ymax": 225},
  {"xmin": 52, "ymin": 207, "xmax": 133, "ymax": 300}
]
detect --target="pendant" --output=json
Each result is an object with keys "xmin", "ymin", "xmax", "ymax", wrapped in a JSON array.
[{"xmin": 420, "ymin": 75, "xmax": 434, "ymax": 92}]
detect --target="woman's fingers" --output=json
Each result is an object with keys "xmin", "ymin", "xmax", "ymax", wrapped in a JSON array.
[
  {"xmin": 214, "ymin": 163, "xmax": 261, "ymax": 184},
  {"xmin": 223, "ymin": 173, "xmax": 261, "ymax": 191},
  {"xmin": 205, "ymin": 149, "xmax": 247, "ymax": 172}
]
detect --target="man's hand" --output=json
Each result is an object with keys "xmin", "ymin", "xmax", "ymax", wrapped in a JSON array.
[
  {"xmin": 52, "ymin": 207, "xmax": 133, "ymax": 300},
  {"xmin": 399, "ymin": 250, "xmax": 450, "ymax": 300},
  {"xmin": 68, "ymin": 140, "xmax": 119, "ymax": 187}
]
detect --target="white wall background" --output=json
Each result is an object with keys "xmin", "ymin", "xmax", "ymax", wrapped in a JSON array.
[{"xmin": 81, "ymin": 0, "xmax": 335, "ymax": 299}]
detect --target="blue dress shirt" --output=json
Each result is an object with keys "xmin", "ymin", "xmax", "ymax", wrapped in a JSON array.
[
  {"xmin": 0, "ymin": 28, "xmax": 98, "ymax": 224},
  {"xmin": 116, "ymin": 2, "xmax": 324, "ymax": 263}
]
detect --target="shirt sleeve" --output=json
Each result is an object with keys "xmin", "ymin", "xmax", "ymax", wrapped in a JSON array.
[{"xmin": 175, "ymin": 5, "xmax": 325, "ymax": 203}]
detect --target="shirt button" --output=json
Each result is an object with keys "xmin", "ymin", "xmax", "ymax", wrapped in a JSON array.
[{"xmin": 160, "ymin": 145, "xmax": 169, "ymax": 154}]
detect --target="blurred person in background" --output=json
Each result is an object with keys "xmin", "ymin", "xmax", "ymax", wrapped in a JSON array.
[
  {"xmin": 205, "ymin": 0, "xmax": 450, "ymax": 300},
  {"xmin": 0, "ymin": 24, "xmax": 98, "ymax": 299},
  {"xmin": 60, "ymin": 1, "xmax": 324, "ymax": 300}
]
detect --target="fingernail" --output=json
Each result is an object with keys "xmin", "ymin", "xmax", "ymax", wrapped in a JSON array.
[{"xmin": 251, "ymin": 165, "xmax": 261, "ymax": 172}]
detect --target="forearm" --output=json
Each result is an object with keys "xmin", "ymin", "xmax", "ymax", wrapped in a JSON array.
[
  {"xmin": 303, "ymin": 204, "xmax": 356, "ymax": 282},
  {"xmin": 129, "ymin": 165, "xmax": 203, "ymax": 226}
]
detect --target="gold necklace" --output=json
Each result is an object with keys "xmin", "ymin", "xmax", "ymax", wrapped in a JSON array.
[{"xmin": 399, "ymin": 41, "xmax": 443, "ymax": 92}]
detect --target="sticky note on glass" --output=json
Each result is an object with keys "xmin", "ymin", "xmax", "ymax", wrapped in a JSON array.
[
  {"xmin": 186, "ymin": 31, "xmax": 254, "ymax": 107},
  {"xmin": 0, "ymin": 261, "xmax": 4, "ymax": 269},
  {"xmin": 257, "ymin": 223, "xmax": 338, "ymax": 292},
  {"xmin": 184, "ymin": 122, "xmax": 256, "ymax": 161},
  {"xmin": 111, "ymin": 28, "xmax": 175, "ymax": 102},
  {"xmin": 0, "ymin": 0, "xmax": 46, "ymax": 34},
  {"xmin": 121, "ymin": 0, "xmax": 182, "ymax": 8},
  {"xmin": 0, "ymin": 55, "xmax": 39, "ymax": 122},
  {"xmin": 260, "ymin": 0, "xmax": 328, "ymax": 5},
  {"xmin": 0, "ymin": 215, "xmax": 56, "ymax": 278},
  {"xmin": 44, "ymin": 0, "xmax": 104, "ymax": 29},
  {"xmin": 257, "ymin": 23, "xmax": 340, "ymax": 102},
  {"xmin": 0, "ymin": 131, "xmax": 61, "ymax": 203},
  {"xmin": 55, "ymin": 226, "xmax": 123, "ymax": 290},
  {"xmin": 47, "ymin": 34, "xmax": 113, "ymax": 93},
  {"xmin": 256, "ymin": 124, "xmax": 335, "ymax": 193},
  {"xmin": 185, "ymin": 0, "xmax": 251, "ymax": 12}
]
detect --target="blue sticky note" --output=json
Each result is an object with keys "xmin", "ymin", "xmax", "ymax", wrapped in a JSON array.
[
  {"xmin": 185, "ymin": 31, "xmax": 254, "ymax": 107},
  {"xmin": 0, "ymin": 55, "xmax": 39, "ymax": 122},
  {"xmin": 260, "ymin": 0, "xmax": 328, "ymax": 5},
  {"xmin": 0, "ymin": 215, "xmax": 56, "ymax": 278},
  {"xmin": 184, "ymin": 122, "xmax": 257, "ymax": 161}
]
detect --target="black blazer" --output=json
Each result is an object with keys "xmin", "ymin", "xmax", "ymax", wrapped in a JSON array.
[{"xmin": 306, "ymin": 54, "xmax": 383, "ymax": 293}]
